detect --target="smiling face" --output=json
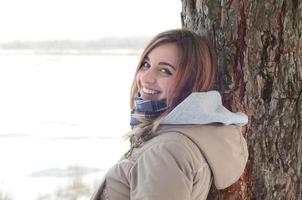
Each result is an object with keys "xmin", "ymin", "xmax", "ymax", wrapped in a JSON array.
[{"xmin": 135, "ymin": 43, "xmax": 180, "ymax": 101}]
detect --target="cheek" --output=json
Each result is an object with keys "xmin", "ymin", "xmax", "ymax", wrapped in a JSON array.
[{"xmin": 164, "ymin": 78, "xmax": 177, "ymax": 94}]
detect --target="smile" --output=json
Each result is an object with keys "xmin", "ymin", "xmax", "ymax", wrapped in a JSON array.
[{"xmin": 142, "ymin": 87, "xmax": 160, "ymax": 94}]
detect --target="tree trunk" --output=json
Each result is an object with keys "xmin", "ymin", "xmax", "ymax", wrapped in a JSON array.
[{"xmin": 181, "ymin": 0, "xmax": 302, "ymax": 199}]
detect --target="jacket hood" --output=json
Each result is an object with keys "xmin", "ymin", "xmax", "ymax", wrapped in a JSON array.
[
  {"xmin": 160, "ymin": 91, "xmax": 249, "ymax": 189},
  {"xmin": 161, "ymin": 91, "xmax": 248, "ymax": 126}
]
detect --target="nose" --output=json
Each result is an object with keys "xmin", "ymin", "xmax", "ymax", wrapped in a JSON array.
[{"xmin": 140, "ymin": 68, "xmax": 156, "ymax": 84}]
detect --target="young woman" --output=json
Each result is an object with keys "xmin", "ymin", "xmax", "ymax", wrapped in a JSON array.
[{"xmin": 93, "ymin": 29, "xmax": 248, "ymax": 200}]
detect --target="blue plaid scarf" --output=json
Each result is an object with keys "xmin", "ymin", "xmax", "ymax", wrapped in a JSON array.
[{"xmin": 130, "ymin": 94, "xmax": 168, "ymax": 127}]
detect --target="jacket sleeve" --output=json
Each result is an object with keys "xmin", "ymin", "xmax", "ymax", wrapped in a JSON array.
[{"xmin": 129, "ymin": 141, "xmax": 197, "ymax": 200}]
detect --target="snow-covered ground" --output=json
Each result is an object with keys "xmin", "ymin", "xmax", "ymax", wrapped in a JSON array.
[{"xmin": 0, "ymin": 53, "xmax": 138, "ymax": 199}]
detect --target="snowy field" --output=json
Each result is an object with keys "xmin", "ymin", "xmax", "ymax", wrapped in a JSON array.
[{"xmin": 0, "ymin": 53, "xmax": 139, "ymax": 200}]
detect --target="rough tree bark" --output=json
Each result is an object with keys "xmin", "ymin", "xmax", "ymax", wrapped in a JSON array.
[{"xmin": 181, "ymin": 0, "xmax": 301, "ymax": 199}]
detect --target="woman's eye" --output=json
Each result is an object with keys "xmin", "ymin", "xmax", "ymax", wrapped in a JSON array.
[
  {"xmin": 160, "ymin": 68, "xmax": 172, "ymax": 75},
  {"xmin": 140, "ymin": 61, "xmax": 150, "ymax": 69}
]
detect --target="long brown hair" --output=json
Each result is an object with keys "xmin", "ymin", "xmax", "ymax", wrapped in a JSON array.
[{"xmin": 130, "ymin": 29, "xmax": 217, "ymax": 129}]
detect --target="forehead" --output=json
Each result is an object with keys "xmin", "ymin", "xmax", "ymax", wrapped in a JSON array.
[{"xmin": 146, "ymin": 43, "xmax": 180, "ymax": 66}]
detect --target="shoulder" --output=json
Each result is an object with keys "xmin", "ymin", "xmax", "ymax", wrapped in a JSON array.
[
  {"xmin": 127, "ymin": 130, "xmax": 212, "ymax": 199},
  {"xmin": 131, "ymin": 130, "xmax": 207, "ymax": 174}
]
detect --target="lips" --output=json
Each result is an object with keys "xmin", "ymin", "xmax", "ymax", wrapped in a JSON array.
[{"xmin": 142, "ymin": 87, "xmax": 160, "ymax": 94}]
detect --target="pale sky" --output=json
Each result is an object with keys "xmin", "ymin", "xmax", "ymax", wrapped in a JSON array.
[{"xmin": 0, "ymin": 0, "xmax": 182, "ymax": 42}]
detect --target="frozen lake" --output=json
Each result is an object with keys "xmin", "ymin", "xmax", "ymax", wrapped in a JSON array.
[{"xmin": 0, "ymin": 52, "xmax": 139, "ymax": 199}]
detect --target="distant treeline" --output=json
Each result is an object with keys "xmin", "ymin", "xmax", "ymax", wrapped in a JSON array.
[{"xmin": 0, "ymin": 37, "xmax": 151, "ymax": 50}]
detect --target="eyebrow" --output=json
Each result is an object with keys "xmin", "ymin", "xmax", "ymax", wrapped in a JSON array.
[
  {"xmin": 144, "ymin": 56, "xmax": 177, "ymax": 71},
  {"xmin": 159, "ymin": 62, "xmax": 177, "ymax": 71}
]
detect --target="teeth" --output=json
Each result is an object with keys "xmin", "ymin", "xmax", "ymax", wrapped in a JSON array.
[{"xmin": 142, "ymin": 87, "xmax": 159, "ymax": 94}]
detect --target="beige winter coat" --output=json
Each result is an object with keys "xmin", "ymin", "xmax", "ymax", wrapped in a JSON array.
[{"xmin": 93, "ymin": 91, "xmax": 249, "ymax": 200}]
